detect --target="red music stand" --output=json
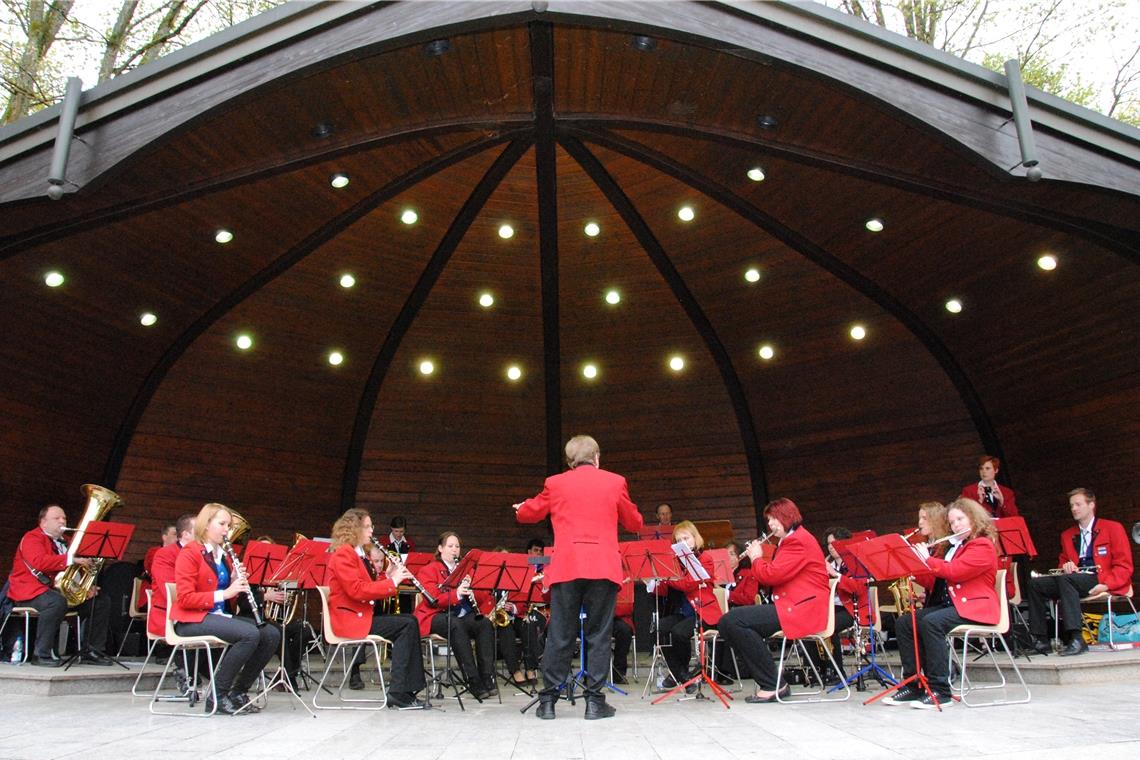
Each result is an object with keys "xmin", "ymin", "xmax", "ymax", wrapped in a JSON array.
[
  {"xmin": 993, "ymin": 517, "xmax": 1037, "ymax": 558},
  {"xmin": 74, "ymin": 520, "xmax": 135, "ymax": 561},
  {"xmin": 703, "ymin": 548, "xmax": 735, "ymax": 586},
  {"xmin": 638, "ymin": 525, "xmax": 673, "ymax": 541},
  {"xmin": 851, "ymin": 535, "xmax": 945, "ymax": 710},
  {"xmin": 242, "ymin": 541, "xmax": 287, "ymax": 586},
  {"xmin": 285, "ymin": 539, "xmax": 331, "ymax": 589},
  {"xmin": 402, "ymin": 551, "xmax": 434, "ymax": 576}
]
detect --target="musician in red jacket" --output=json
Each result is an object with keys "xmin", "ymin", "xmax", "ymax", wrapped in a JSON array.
[
  {"xmin": 650, "ymin": 521, "xmax": 723, "ymax": 688},
  {"xmin": 326, "ymin": 508, "xmax": 426, "ymax": 708},
  {"xmin": 6, "ymin": 504, "xmax": 112, "ymax": 666},
  {"xmin": 514, "ymin": 434, "xmax": 644, "ymax": 720},
  {"xmin": 883, "ymin": 498, "xmax": 999, "ymax": 709},
  {"xmin": 413, "ymin": 531, "xmax": 497, "ymax": 701},
  {"xmin": 139, "ymin": 523, "xmax": 177, "ymax": 612},
  {"xmin": 172, "ymin": 503, "xmax": 280, "ymax": 715},
  {"xmin": 1027, "ymin": 487, "xmax": 1134, "ymax": 657},
  {"xmin": 961, "ymin": 455, "xmax": 1018, "ymax": 518},
  {"xmin": 718, "ymin": 497, "xmax": 829, "ymax": 703},
  {"xmin": 820, "ymin": 527, "xmax": 864, "ymax": 682},
  {"xmin": 611, "ymin": 576, "xmax": 634, "ymax": 684}
]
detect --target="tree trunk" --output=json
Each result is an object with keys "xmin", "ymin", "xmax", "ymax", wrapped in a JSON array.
[
  {"xmin": 98, "ymin": 0, "xmax": 141, "ymax": 84},
  {"xmin": 2, "ymin": 0, "xmax": 76, "ymax": 124}
]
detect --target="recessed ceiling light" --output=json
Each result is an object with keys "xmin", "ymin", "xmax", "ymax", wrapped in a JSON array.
[
  {"xmin": 582, "ymin": 363, "xmax": 598, "ymax": 380},
  {"xmin": 747, "ymin": 167, "xmax": 766, "ymax": 182},
  {"xmin": 605, "ymin": 289, "xmax": 621, "ymax": 305},
  {"xmin": 849, "ymin": 324, "xmax": 867, "ymax": 341},
  {"xmin": 757, "ymin": 115, "xmax": 779, "ymax": 130},
  {"xmin": 668, "ymin": 355, "xmax": 685, "ymax": 372},
  {"xmin": 506, "ymin": 365, "xmax": 522, "ymax": 381},
  {"xmin": 419, "ymin": 359, "xmax": 435, "ymax": 376},
  {"xmin": 677, "ymin": 206, "xmax": 695, "ymax": 222},
  {"xmin": 329, "ymin": 173, "xmax": 350, "ymax": 189},
  {"xmin": 744, "ymin": 268, "xmax": 761, "ymax": 283},
  {"xmin": 865, "ymin": 218, "xmax": 884, "ymax": 233},
  {"xmin": 401, "ymin": 209, "xmax": 418, "ymax": 225},
  {"xmin": 235, "ymin": 334, "xmax": 253, "ymax": 350},
  {"xmin": 584, "ymin": 222, "xmax": 600, "ymax": 237},
  {"xmin": 1037, "ymin": 254, "xmax": 1058, "ymax": 271},
  {"xmin": 215, "ymin": 229, "xmax": 234, "ymax": 244},
  {"xmin": 139, "ymin": 312, "xmax": 157, "ymax": 327},
  {"xmin": 339, "ymin": 273, "xmax": 356, "ymax": 288},
  {"xmin": 478, "ymin": 292, "xmax": 495, "ymax": 308},
  {"xmin": 498, "ymin": 223, "xmax": 515, "ymax": 239},
  {"xmin": 44, "ymin": 271, "xmax": 65, "ymax": 287},
  {"xmin": 631, "ymin": 34, "xmax": 657, "ymax": 52},
  {"xmin": 328, "ymin": 351, "xmax": 344, "ymax": 366},
  {"xmin": 945, "ymin": 298, "xmax": 963, "ymax": 314},
  {"xmin": 423, "ymin": 38, "xmax": 451, "ymax": 57},
  {"xmin": 758, "ymin": 344, "xmax": 775, "ymax": 361},
  {"xmin": 311, "ymin": 122, "xmax": 334, "ymax": 139}
]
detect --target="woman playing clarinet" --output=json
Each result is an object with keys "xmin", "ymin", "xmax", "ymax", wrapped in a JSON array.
[{"xmin": 172, "ymin": 503, "xmax": 280, "ymax": 715}]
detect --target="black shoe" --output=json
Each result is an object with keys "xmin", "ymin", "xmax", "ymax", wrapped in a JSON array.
[
  {"xmin": 79, "ymin": 650, "xmax": 112, "ymax": 666},
  {"xmin": 348, "ymin": 670, "xmax": 365, "ymax": 690},
  {"xmin": 471, "ymin": 687, "xmax": 493, "ymax": 701},
  {"xmin": 536, "ymin": 698, "xmax": 556, "ymax": 720},
  {"xmin": 583, "ymin": 697, "xmax": 616, "ymax": 720},
  {"xmin": 231, "ymin": 692, "xmax": 260, "ymax": 713},
  {"xmin": 388, "ymin": 691, "xmax": 428, "ymax": 709},
  {"xmin": 612, "ymin": 671, "xmax": 628, "ymax": 685},
  {"xmin": 285, "ymin": 671, "xmax": 302, "ymax": 692},
  {"xmin": 29, "ymin": 654, "xmax": 63, "ymax": 668},
  {"xmin": 881, "ymin": 685, "xmax": 922, "ymax": 706},
  {"xmin": 659, "ymin": 674, "xmax": 677, "ymax": 690},
  {"xmin": 206, "ymin": 692, "xmax": 243, "ymax": 716},
  {"xmin": 910, "ymin": 691, "xmax": 953, "ymax": 710},
  {"xmin": 1059, "ymin": 638, "xmax": 1089, "ymax": 657},
  {"xmin": 684, "ymin": 681, "xmax": 699, "ymax": 695},
  {"xmin": 743, "ymin": 684, "xmax": 790, "ymax": 704},
  {"xmin": 1031, "ymin": 637, "xmax": 1053, "ymax": 655},
  {"xmin": 714, "ymin": 674, "xmax": 735, "ymax": 686}
]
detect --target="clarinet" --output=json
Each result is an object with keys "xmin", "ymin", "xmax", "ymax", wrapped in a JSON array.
[
  {"xmin": 382, "ymin": 547, "xmax": 438, "ymax": 607},
  {"xmin": 222, "ymin": 537, "xmax": 266, "ymax": 627}
]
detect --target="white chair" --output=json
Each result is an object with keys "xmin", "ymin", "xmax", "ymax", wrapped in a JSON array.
[
  {"xmin": 312, "ymin": 585, "xmax": 391, "ymax": 710},
  {"xmin": 698, "ymin": 587, "xmax": 742, "ymax": 691},
  {"xmin": 0, "ymin": 605, "xmax": 80, "ymax": 664},
  {"xmin": 117, "ymin": 577, "xmax": 149, "ymax": 657},
  {"xmin": 946, "ymin": 569, "xmax": 1031, "ymax": 707},
  {"xmin": 149, "ymin": 583, "xmax": 229, "ymax": 717},
  {"xmin": 131, "ymin": 589, "xmax": 162, "ymax": 697},
  {"xmin": 772, "ymin": 578, "xmax": 851, "ymax": 703}
]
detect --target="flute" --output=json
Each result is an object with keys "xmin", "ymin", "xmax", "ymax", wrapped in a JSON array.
[
  {"xmin": 381, "ymin": 546, "xmax": 438, "ymax": 607},
  {"xmin": 920, "ymin": 529, "xmax": 971, "ymax": 548},
  {"xmin": 222, "ymin": 537, "xmax": 266, "ymax": 627}
]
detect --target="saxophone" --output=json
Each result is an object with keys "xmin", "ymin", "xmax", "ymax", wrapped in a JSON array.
[{"xmin": 55, "ymin": 484, "xmax": 123, "ymax": 607}]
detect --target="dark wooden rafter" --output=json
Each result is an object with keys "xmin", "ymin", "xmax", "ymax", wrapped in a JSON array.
[
  {"xmin": 530, "ymin": 21, "xmax": 562, "ymax": 476},
  {"xmin": 101, "ymin": 131, "xmax": 525, "ymax": 486},
  {"xmin": 560, "ymin": 136, "xmax": 770, "ymax": 518},
  {"xmin": 339, "ymin": 138, "xmax": 532, "ymax": 508},
  {"xmin": 559, "ymin": 118, "xmax": 1140, "ymax": 266},
  {"xmin": 0, "ymin": 119, "xmax": 533, "ymax": 261},
  {"xmin": 570, "ymin": 126, "xmax": 1008, "ymax": 472}
]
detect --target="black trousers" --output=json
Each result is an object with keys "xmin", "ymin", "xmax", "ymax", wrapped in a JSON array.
[
  {"xmin": 612, "ymin": 617, "xmax": 633, "ymax": 676},
  {"xmin": 18, "ymin": 588, "xmax": 110, "ymax": 658},
  {"xmin": 518, "ymin": 613, "xmax": 546, "ymax": 670},
  {"xmin": 1027, "ymin": 572, "xmax": 1098, "ymax": 638},
  {"xmin": 175, "ymin": 614, "xmax": 280, "ymax": 693},
  {"xmin": 430, "ymin": 611, "xmax": 495, "ymax": 689},
  {"xmin": 895, "ymin": 604, "xmax": 969, "ymax": 695},
  {"xmin": 718, "ymin": 604, "xmax": 782, "ymax": 690},
  {"xmin": 349, "ymin": 613, "xmax": 425, "ymax": 693},
  {"xmin": 659, "ymin": 614, "xmax": 700, "ymax": 679},
  {"xmin": 541, "ymin": 579, "xmax": 617, "ymax": 696}
]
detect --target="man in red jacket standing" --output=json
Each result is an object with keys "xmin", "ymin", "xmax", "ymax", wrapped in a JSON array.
[{"xmin": 514, "ymin": 435, "xmax": 644, "ymax": 720}]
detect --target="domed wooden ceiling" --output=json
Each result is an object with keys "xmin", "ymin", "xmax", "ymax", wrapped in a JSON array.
[{"xmin": 1, "ymin": 3, "xmax": 1137, "ymax": 562}]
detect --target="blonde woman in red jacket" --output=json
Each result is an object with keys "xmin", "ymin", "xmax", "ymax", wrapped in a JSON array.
[
  {"xmin": 883, "ymin": 498, "xmax": 999, "ymax": 709},
  {"xmin": 717, "ymin": 498, "xmax": 830, "ymax": 703},
  {"xmin": 172, "ymin": 503, "xmax": 280, "ymax": 715}
]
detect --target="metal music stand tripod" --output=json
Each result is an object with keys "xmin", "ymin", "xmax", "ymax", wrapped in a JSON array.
[
  {"xmin": 619, "ymin": 538, "xmax": 681, "ymax": 699},
  {"xmin": 833, "ymin": 533, "xmax": 895, "ymax": 692},
  {"xmin": 62, "ymin": 521, "xmax": 133, "ymax": 671},
  {"xmin": 471, "ymin": 552, "xmax": 536, "ymax": 698},
  {"xmin": 433, "ymin": 549, "xmax": 489, "ymax": 710}
]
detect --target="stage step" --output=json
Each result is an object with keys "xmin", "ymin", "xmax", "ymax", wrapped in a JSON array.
[
  {"xmin": 0, "ymin": 659, "xmax": 164, "ymax": 696},
  {"xmin": 960, "ymin": 646, "xmax": 1140, "ymax": 685}
]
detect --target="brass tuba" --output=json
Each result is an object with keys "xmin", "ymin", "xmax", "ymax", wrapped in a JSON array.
[
  {"xmin": 55, "ymin": 484, "xmax": 123, "ymax": 607},
  {"xmin": 226, "ymin": 508, "xmax": 251, "ymax": 545}
]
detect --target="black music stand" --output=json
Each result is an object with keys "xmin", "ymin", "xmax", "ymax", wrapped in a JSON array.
[
  {"xmin": 517, "ymin": 555, "xmax": 553, "ymax": 715},
  {"xmin": 858, "ymin": 534, "xmax": 945, "ymax": 710},
  {"xmin": 64, "ymin": 521, "xmax": 134, "ymax": 671},
  {"xmin": 621, "ymin": 539, "xmax": 682, "ymax": 699},
  {"xmin": 471, "ymin": 552, "xmax": 535, "ymax": 697},
  {"xmin": 993, "ymin": 517, "xmax": 1038, "ymax": 659},
  {"xmin": 835, "ymin": 532, "xmax": 896, "ymax": 692}
]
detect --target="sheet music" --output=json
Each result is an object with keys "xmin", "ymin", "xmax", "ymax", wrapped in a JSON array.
[{"xmin": 672, "ymin": 541, "xmax": 710, "ymax": 581}]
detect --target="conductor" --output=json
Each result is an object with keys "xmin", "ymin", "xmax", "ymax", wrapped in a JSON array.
[{"xmin": 514, "ymin": 435, "xmax": 643, "ymax": 720}]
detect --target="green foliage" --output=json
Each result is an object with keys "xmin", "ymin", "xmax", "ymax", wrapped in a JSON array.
[{"xmin": 982, "ymin": 52, "xmax": 1097, "ymax": 108}]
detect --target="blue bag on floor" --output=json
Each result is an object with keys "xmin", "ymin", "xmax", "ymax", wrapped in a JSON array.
[{"xmin": 1097, "ymin": 612, "xmax": 1140, "ymax": 643}]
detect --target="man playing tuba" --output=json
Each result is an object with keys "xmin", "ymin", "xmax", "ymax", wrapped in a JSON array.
[{"xmin": 5, "ymin": 504, "xmax": 113, "ymax": 666}]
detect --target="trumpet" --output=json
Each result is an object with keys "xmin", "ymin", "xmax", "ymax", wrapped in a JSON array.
[
  {"xmin": 489, "ymin": 590, "xmax": 514, "ymax": 627},
  {"xmin": 222, "ymin": 537, "xmax": 266, "ymax": 627},
  {"xmin": 382, "ymin": 546, "xmax": 437, "ymax": 607},
  {"xmin": 1030, "ymin": 566, "xmax": 1099, "ymax": 578}
]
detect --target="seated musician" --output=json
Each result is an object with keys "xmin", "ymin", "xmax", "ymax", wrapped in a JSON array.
[
  {"xmin": 522, "ymin": 538, "xmax": 550, "ymax": 684},
  {"xmin": 1027, "ymin": 488, "xmax": 1134, "ymax": 657},
  {"xmin": 232, "ymin": 536, "xmax": 306, "ymax": 692},
  {"xmin": 655, "ymin": 503, "xmax": 673, "ymax": 527},
  {"xmin": 649, "ymin": 520, "xmax": 722, "ymax": 689},
  {"xmin": 381, "ymin": 516, "xmax": 415, "ymax": 555},
  {"xmin": 821, "ymin": 527, "xmax": 862, "ymax": 682},
  {"xmin": 149, "ymin": 513, "xmax": 195, "ymax": 691},
  {"xmin": 172, "ymin": 503, "xmax": 280, "ymax": 715},
  {"xmin": 6, "ymin": 504, "xmax": 113, "ymax": 666},
  {"xmin": 413, "ymin": 531, "xmax": 497, "ymax": 700},
  {"xmin": 327, "ymin": 509, "xmax": 427, "ymax": 708},
  {"xmin": 486, "ymin": 546, "xmax": 532, "ymax": 688},
  {"xmin": 961, "ymin": 455, "xmax": 1018, "ymax": 518},
  {"xmin": 139, "ymin": 523, "xmax": 177, "ymax": 612},
  {"xmin": 884, "ymin": 498, "xmax": 999, "ymax": 709},
  {"xmin": 718, "ymin": 498, "xmax": 829, "ymax": 703},
  {"xmin": 710, "ymin": 541, "xmax": 758, "ymax": 685}
]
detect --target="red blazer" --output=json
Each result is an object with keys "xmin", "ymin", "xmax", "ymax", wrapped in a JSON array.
[
  {"xmin": 516, "ymin": 464, "xmax": 644, "ymax": 586},
  {"xmin": 147, "ymin": 541, "xmax": 182, "ymax": 637},
  {"xmin": 6, "ymin": 528, "xmax": 68, "ymax": 602},
  {"xmin": 918, "ymin": 537, "xmax": 1000, "ymax": 625},
  {"xmin": 748, "ymin": 528, "xmax": 829, "ymax": 639},
  {"xmin": 380, "ymin": 535, "xmax": 416, "ymax": 553},
  {"xmin": 656, "ymin": 551, "xmax": 723, "ymax": 626},
  {"xmin": 139, "ymin": 544, "xmax": 162, "ymax": 612},
  {"xmin": 1059, "ymin": 518, "xmax": 1133, "ymax": 595},
  {"xmin": 614, "ymin": 580, "xmax": 634, "ymax": 630},
  {"xmin": 172, "ymin": 541, "xmax": 233, "ymax": 623},
  {"xmin": 412, "ymin": 559, "xmax": 491, "ymax": 636},
  {"xmin": 327, "ymin": 543, "xmax": 398, "ymax": 639},
  {"xmin": 727, "ymin": 567, "xmax": 760, "ymax": 607},
  {"xmin": 835, "ymin": 571, "xmax": 872, "ymax": 626},
  {"xmin": 960, "ymin": 483, "xmax": 1018, "ymax": 518}
]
